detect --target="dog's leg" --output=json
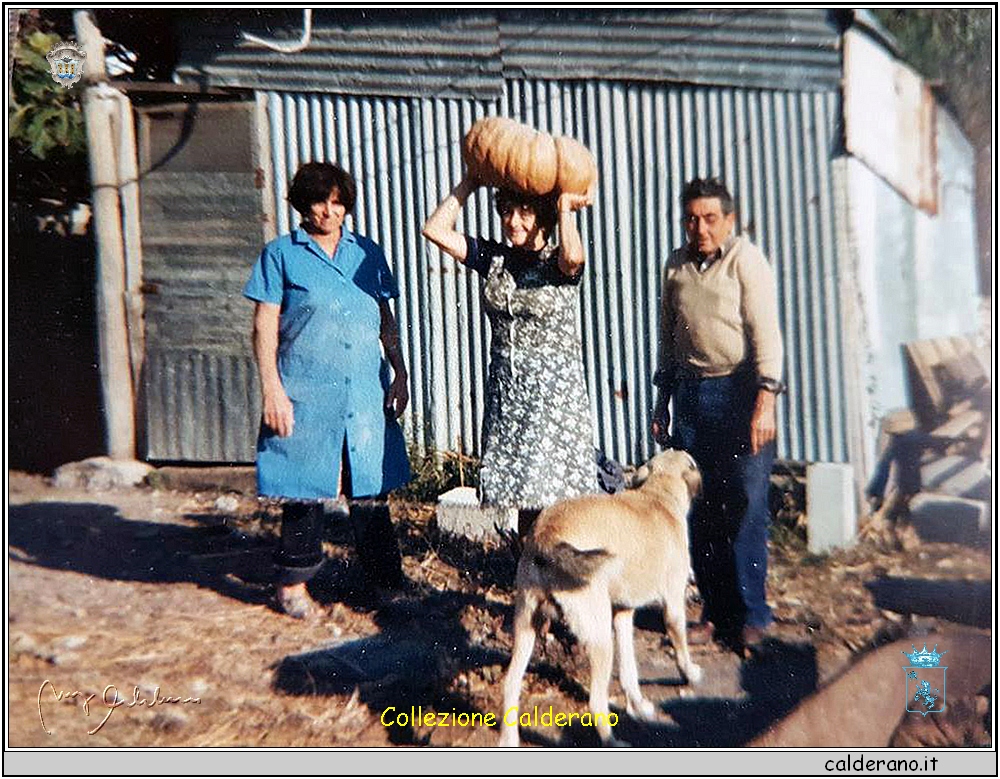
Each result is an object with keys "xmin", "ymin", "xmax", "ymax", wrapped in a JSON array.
[
  {"xmin": 663, "ymin": 589, "xmax": 702, "ymax": 685},
  {"xmin": 498, "ymin": 588, "xmax": 539, "ymax": 748},
  {"xmin": 557, "ymin": 591, "xmax": 625, "ymax": 746},
  {"xmin": 613, "ymin": 608, "xmax": 657, "ymax": 721}
]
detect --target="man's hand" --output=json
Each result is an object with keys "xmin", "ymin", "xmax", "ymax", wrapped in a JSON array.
[
  {"xmin": 385, "ymin": 373, "xmax": 409, "ymax": 419},
  {"xmin": 651, "ymin": 397, "xmax": 672, "ymax": 447},
  {"xmin": 750, "ymin": 388, "xmax": 777, "ymax": 454},
  {"xmin": 262, "ymin": 386, "xmax": 294, "ymax": 438}
]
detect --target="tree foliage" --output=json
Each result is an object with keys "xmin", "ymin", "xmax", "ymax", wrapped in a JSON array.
[
  {"xmin": 9, "ymin": 16, "xmax": 91, "ymax": 203},
  {"xmin": 873, "ymin": 9, "xmax": 992, "ymax": 144}
]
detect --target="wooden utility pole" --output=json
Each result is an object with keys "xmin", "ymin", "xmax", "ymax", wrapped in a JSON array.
[{"xmin": 74, "ymin": 10, "xmax": 136, "ymax": 459}]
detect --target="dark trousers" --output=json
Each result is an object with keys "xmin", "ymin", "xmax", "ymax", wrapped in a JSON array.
[
  {"xmin": 865, "ymin": 429, "xmax": 933, "ymax": 502},
  {"xmin": 672, "ymin": 371, "xmax": 775, "ymax": 632},
  {"xmin": 274, "ymin": 502, "xmax": 325, "ymax": 585},
  {"xmin": 274, "ymin": 497, "xmax": 402, "ymax": 589}
]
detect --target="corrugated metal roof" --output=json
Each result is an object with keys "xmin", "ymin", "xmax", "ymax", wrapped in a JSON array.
[
  {"xmin": 175, "ymin": 9, "xmax": 504, "ymax": 99},
  {"xmin": 173, "ymin": 9, "xmax": 844, "ymax": 98},
  {"xmin": 496, "ymin": 9, "xmax": 843, "ymax": 90}
]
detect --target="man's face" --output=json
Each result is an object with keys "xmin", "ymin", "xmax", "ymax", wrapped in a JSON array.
[{"xmin": 683, "ymin": 196, "xmax": 735, "ymax": 256}]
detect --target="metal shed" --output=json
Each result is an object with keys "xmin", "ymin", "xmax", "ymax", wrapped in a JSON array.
[{"xmin": 133, "ymin": 8, "xmax": 979, "ymax": 483}]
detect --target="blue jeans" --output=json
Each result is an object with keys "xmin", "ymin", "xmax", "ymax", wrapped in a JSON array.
[{"xmin": 672, "ymin": 371, "xmax": 775, "ymax": 631}]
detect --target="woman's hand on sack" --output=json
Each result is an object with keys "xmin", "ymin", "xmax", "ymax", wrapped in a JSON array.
[
  {"xmin": 558, "ymin": 190, "xmax": 594, "ymax": 214},
  {"xmin": 456, "ymin": 170, "xmax": 482, "ymax": 200},
  {"xmin": 263, "ymin": 386, "xmax": 295, "ymax": 437}
]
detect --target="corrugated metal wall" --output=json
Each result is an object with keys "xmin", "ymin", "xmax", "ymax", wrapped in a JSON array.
[{"xmin": 263, "ymin": 80, "xmax": 848, "ymax": 466}]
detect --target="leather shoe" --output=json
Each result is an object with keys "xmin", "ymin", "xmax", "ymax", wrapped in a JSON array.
[
  {"xmin": 276, "ymin": 585, "xmax": 320, "ymax": 620},
  {"xmin": 685, "ymin": 621, "xmax": 715, "ymax": 646}
]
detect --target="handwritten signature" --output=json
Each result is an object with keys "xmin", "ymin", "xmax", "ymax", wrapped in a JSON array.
[{"xmin": 38, "ymin": 680, "xmax": 201, "ymax": 735}]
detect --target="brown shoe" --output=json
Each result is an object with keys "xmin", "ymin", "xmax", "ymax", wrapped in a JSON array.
[
  {"xmin": 276, "ymin": 585, "xmax": 320, "ymax": 620},
  {"xmin": 686, "ymin": 621, "xmax": 716, "ymax": 646}
]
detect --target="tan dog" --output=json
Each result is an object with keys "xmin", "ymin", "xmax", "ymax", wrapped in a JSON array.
[{"xmin": 498, "ymin": 449, "xmax": 702, "ymax": 748}]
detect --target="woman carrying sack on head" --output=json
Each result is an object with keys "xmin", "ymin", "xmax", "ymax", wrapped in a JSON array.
[{"xmin": 421, "ymin": 119, "xmax": 599, "ymax": 533}]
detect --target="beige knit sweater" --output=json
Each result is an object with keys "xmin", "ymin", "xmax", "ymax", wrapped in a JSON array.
[{"xmin": 656, "ymin": 234, "xmax": 784, "ymax": 385}]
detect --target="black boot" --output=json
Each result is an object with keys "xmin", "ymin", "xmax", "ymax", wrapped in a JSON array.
[{"xmin": 352, "ymin": 499, "xmax": 403, "ymax": 591}]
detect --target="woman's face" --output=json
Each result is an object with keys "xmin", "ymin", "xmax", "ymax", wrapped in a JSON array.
[
  {"xmin": 499, "ymin": 202, "xmax": 547, "ymax": 251},
  {"xmin": 305, "ymin": 188, "xmax": 346, "ymax": 236}
]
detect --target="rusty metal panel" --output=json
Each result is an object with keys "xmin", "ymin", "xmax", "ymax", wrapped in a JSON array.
[{"xmin": 843, "ymin": 29, "xmax": 938, "ymax": 213}]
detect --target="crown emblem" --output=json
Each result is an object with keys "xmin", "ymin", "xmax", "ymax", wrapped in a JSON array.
[
  {"xmin": 901, "ymin": 643, "xmax": 948, "ymax": 667},
  {"xmin": 45, "ymin": 41, "xmax": 87, "ymax": 89}
]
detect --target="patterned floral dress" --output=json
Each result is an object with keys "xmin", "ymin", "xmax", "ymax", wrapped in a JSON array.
[{"xmin": 465, "ymin": 236, "xmax": 598, "ymax": 509}]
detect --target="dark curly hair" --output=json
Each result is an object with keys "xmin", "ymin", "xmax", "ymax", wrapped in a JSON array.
[
  {"xmin": 288, "ymin": 162, "xmax": 357, "ymax": 216},
  {"xmin": 494, "ymin": 188, "xmax": 558, "ymax": 237},
  {"xmin": 680, "ymin": 177, "xmax": 735, "ymax": 216}
]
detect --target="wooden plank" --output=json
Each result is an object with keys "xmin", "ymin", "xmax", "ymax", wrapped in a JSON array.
[
  {"xmin": 929, "ymin": 408, "xmax": 984, "ymax": 441},
  {"xmin": 937, "ymin": 460, "xmax": 991, "ymax": 500},
  {"xmin": 902, "ymin": 334, "xmax": 985, "ymax": 430},
  {"xmin": 903, "ymin": 341, "xmax": 942, "ymax": 428},
  {"xmin": 920, "ymin": 455, "xmax": 971, "ymax": 490}
]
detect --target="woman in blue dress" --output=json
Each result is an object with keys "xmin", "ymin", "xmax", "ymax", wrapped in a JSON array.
[
  {"xmin": 422, "ymin": 171, "xmax": 598, "ymax": 533},
  {"xmin": 245, "ymin": 162, "xmax": 411, "ymax": 618}
]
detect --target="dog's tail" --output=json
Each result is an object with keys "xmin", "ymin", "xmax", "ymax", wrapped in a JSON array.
[{"xmin": 532, "ymin": 542, "xmax": 611, "ymax": 589}]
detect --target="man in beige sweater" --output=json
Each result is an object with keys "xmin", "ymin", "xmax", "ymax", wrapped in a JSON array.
[{"xmin": 652, "ymin": 177, "xmax": 785, "ymax": 651}]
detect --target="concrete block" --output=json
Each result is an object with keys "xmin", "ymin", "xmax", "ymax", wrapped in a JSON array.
[
  {"xmin": 53, "ymin": 456, "xmax": 153, "ymax": 491},
  {"xmin": 435, "ymin": 486, "xmax": 517, "ymax": 543},
  {"xmin": 908, "ymin": 493, "xmax": 989, "ymax": 544},
  {"xmin": 806, "ymin": 463, "xmax": 857, "ymax": 553}
]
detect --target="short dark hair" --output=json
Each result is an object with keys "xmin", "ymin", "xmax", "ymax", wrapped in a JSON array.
[
  {"xmin": 494, "ymin": 188, "xmax": 558, "ymax": 237},
  {"xmin": 288, "ymin": 162, "xmax": 357, "ymax": 215},
  {"xmin": 680, "ymin": 177, "xmax": 735, "ymax": 216}
]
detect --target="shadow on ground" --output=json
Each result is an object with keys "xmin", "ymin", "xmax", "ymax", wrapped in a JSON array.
[
  {"xmin": 273, "ymin": 602, "xmax": 821, "ymax": 748},
  {"xmin": 7, "ymin": 501, "xmax": 275, "ymax": 607},
  {"xmin": 517, "ymin": 638, "xmax": 819, "ymax": 748},
  {"xmin": 866, "ymin": 577, "xmax": 992, "ymax": 629},
  {"xmin": 272, "ymin": 588, "xmax": 517, "ymax": 745}
]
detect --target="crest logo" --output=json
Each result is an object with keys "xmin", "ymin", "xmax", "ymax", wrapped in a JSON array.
[
  {"xmin": 45, "ymin": 41, "xmax": 87, "ymax": 88},
  {"xmin": 902, "ymin": 643, "xmax": 947, "ymax": 717}
]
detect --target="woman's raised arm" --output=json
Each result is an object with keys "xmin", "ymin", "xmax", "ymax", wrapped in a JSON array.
[
  {"xmin": 422, "ymin": 173, "xmax": 478, "ymax": 263},
  {"xmin": 555, "ymin": 188, "xmax": 594, "ymax": 277}
]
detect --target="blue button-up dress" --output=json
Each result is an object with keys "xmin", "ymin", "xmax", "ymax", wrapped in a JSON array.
[{"xmin": 244, "ymin": 227, "xmax": 411, "ymax": 500}]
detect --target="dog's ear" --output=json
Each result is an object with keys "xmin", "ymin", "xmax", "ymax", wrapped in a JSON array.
[
  {"xmin": 630, "ymin": 464, "xmax": 651, "ymax": 488},
  {"xmin": 681, "ymin": 455, "xmax": 702, "ymax": 498}
]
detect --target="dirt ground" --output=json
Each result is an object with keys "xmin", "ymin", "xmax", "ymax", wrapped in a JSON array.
[{"xmin": 6, "ymin": 470, "xmax": 993, "ymax": 748}]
